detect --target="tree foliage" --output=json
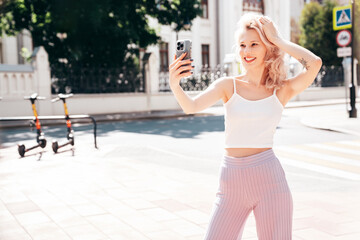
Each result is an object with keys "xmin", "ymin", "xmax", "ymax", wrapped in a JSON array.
[
  {"xmin": 299, "ymin": 0, "xmax": 341, "ymax": 66},
  {"xmin": 0, "ymin": 0, "xmax": 202, "ymax": 68},
  {"xmin": 354, "ymin": 0, "xmax": 360, "ymax": 77}
]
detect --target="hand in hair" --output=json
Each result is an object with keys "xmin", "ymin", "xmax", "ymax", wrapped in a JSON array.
[{"xmin": 258, "ymin": 16, "xmax": 282, "ymax": 45}]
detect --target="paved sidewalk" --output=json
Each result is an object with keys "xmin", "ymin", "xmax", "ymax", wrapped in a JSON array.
[
  {"xmin": 1, "ymin": 135, "xmax": 360, "ymax": 240},
  {"xmin": 1, "ymin": 98, "xmax": 360, "ymax": 240}
]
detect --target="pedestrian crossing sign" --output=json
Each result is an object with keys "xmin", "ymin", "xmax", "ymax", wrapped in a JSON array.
[{"xmin": 333, "ymin": 5, "xmax": 352, "ymax": 30}]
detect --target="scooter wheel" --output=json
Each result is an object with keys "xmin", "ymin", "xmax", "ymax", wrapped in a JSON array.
[
  {"xmin": 68, "ymin": 132, "xmax": 75, "ymax": 146},
  {"xmin": 18, "ymin": 144, "xmax": 25, "ymax": 157},
  {"xmin": 40, "ymin": 139, "xmax": 47, "ymax": 148},
  {"xmin": 52, "ymin": 141, "xmax": 59, "ymax": 153}
]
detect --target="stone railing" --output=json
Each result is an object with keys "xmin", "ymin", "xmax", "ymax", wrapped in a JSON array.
[
  {"xmin": 0, "ymin": 46, "xmax": 52, "ymax": 116},
  {"xmin": 0, "ymin": 46, "xmax": 51, "ymax": 100},
  {"xmin": 0, "ymin": 65, "xmax": 35, "ymax": 98}
]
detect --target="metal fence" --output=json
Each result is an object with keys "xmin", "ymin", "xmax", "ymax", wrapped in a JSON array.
[
  {"xmin": 51, "ymin": 65, "xmax": 145, "ymax": 94},
  {"xmin": 159, "ymin": 65, "xmax": 228, "ymax": 92},
  {"xmin": 311, "ymin": 65, "xmax": 344, "ymax": 87},
  {"xmin": 160, "ymin": 64, "xmax": 354, "ymax": 92},
  {"xmin": 51, "ymin": 63, "xmax": 358, "ymax": 94}
]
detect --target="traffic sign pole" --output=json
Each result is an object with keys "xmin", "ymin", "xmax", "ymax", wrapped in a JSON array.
[
  {"xmin": 335, "ymin": 2, "xmax": 357, "ymax": 118},
  {"xmin": 349, "ymin": 0, "xmax": 357, "ymax": 118}
]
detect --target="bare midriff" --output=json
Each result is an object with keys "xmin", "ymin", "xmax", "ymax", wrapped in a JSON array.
[{"xmin": 224, "ymin": 147, "xmax": 272, "ymax": 158}]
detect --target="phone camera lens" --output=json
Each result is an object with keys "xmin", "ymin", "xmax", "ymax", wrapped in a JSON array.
[
  {"xmin": 177, "ymin": 47, "xmax": 180, "ymax": 50},
  {"xmin": 180, "ymin": 44, "xmax": 184, "ymax": 47},
  {"xmin": 177, "ymin": 42, "xmax": 181, "ymax": 46}
]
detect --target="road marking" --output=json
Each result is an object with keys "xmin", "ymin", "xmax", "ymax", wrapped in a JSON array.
[
  {"xmin": 278, "ymin": 156, "xmax": 360, "ymax": 181},
  {"xmin": 309, "ymin": 142, "xmax": 360, "ymax": 155},
  {"xmin": 293, "ymin": 144, "xmax": 360, "ymax": 160},
  {"xmin": 338, "ymin": 140, "xmax": 360, "ymax": 147},
  {"xmin": 275, "ymin": 149, "xmax": 360, "ymax": 174},
  {"xmin": 274, "ymin": 139, "xmax": 360, "ymax": 181},
  {"xmin": 275, "ymin": 146, "xmax": 360, "ymax": 167}
]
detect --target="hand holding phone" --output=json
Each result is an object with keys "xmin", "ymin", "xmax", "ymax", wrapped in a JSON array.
[
  {"xmin": 168, "ymin": 39, "xmax": 194, "ymax": 89},
  {"xmin": 176, "ymin": 39, "xmax": 192, "ymax": 75}
]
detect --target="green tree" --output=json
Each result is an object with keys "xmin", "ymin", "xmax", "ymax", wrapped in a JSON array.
[
  {"xmin": 0, "ymin": 0, "xmax": 201, "ymax": 67},
  {"xmin": 0, "ymin": 0, "xmax": 202, "ymax": 92},
  {"xmin": 299, "ymin": 0, "xmax": 341, "ymax": 66}
]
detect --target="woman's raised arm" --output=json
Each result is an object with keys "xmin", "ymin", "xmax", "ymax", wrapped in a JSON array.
[
  {"xmin": 259, "ymin": 16, "xmax": 322, "ymax": 98},
  {"xmin": 169, "ymin": 53, "xmax": 225, "ymax": 114}
]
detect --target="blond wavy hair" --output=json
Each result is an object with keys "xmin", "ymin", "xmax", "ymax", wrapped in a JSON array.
[{"xmin": 234, "ymin": 13, "xmax": 286, "ymax": 90}]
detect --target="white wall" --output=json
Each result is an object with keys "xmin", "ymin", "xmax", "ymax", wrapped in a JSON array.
[
  {"xmin": 264, "ymin": 0, "xmax": 290, "ymax": 41},
  {"xmin": 1, "ymin": 30, "xmax": 33, "ymax": 65},
  {"xmin": 219, "ymin": 0, "xmax": 246, "ymax": 67},
  {"xmin": 290, "ymin": 0, "xmax": 305, "ymax": 20},
  {"xmin": 218, "ymin": 0, "xmax": 290, "ymax": 66},
  {"xmin": 2, "ymin": 35, "xmax": 18, "ymax": 65}
]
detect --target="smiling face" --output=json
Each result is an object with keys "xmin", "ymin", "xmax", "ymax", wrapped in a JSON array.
[{"xmin": 238, "ymin": 28, "xmax": 267, "ymax": 70}]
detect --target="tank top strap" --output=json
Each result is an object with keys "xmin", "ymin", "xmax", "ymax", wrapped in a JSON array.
[
  {"xmin": 273, "ymin": 87, "xmax": 277, "ymax": 95},
  {"xmin": 233, "ymin": 77, "xmax": 236, "ymax": 94}
]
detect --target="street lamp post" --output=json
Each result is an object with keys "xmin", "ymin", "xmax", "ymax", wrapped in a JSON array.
[
  {"xmin": 349, "ymin": 0, "xmax": 357, "ymax": 118},
  {"xmin": 175, "ymin": 19, "xmax": 191, "ymax": 41}
]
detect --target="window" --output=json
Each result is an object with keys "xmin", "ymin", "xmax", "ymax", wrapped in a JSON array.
[
  {"xmin": 201, "ymin": 44, "xmax": 210, "ymax": 67},
  {"xmin": 201, "ymin": 0, "xmax": 208, "ymax": 19},
  {"xmin": 159, "ymin": 42, "xmax": 169, "ymax": 72},
  {"xmin": 243, "ymin": 0, "xmax": 264, "ymax": 14}
]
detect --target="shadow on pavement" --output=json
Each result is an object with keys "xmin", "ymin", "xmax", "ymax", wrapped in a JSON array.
[{"xmin": 0, "ymin": 115, "xmax": 225, "ymax": 147}]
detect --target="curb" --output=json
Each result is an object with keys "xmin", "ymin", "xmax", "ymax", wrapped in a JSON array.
[
  {"xmin": 300, "ymin": 116, "xmax": 360, "ymax": 137},
  {"xmin": 1, "ymin": 98, "xmax": 359, "ymax": 129},
  {"xmin": 300, "ymin": 122, "xmax": 360, "ymax": 137}
]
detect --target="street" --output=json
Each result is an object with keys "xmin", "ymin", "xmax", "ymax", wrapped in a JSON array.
[{"xmin": 0, "ymin": 104, "xmax": 360, "ymax": 240}]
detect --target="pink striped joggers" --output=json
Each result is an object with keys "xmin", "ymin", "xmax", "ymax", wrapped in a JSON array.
[{"xmin": 204, "ymin": 149, "xmax": 293, "ymax": 240}]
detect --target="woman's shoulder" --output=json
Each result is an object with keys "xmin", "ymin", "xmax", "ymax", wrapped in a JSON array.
[
  {"xmin": 213, "ymin": 75, "xmax": 247, "ymax": 90},
  {"xmin": 214, "ymin": 75, "xmax": 245, "ymax": 85},
  {"xmin": 210, "ymin": 77, "xmax": 234, "ymax": 93},
  {"xmin": 211, "ymin": 75, "xmax": 245, "ymax": 97}
]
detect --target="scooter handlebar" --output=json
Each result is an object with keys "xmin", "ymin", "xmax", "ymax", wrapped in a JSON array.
[
  {"xmin": 51, "ymin": 97, "xmax": 60, "ymax": 103},
  {"xmin": 51, "ymin": 93, "xmax": 73, "ymax": 103},
  {"xmin": 58, "ymin": 93, "xmax": 74, "ymax": 99},
  {"xmin": 24, "ymin": 93, "xmax": 46, "ymax": 100}
]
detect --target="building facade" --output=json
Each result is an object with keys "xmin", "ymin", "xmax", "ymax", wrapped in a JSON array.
[
  {"xmin": 148, "ymin": 0, "xmax": 290, "ymax": 82},
  {"xmin": 0, "ymin": 0, "xmax": 291, "ymax": 93},
  {"xmin": 0, "ymin": 1, "xmax": 350, "ymax": 118}
]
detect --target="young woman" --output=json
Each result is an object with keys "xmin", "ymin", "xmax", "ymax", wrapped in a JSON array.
[{"xmin": 169, "ymin": 13, "xmax": 322, "ymax": 240}]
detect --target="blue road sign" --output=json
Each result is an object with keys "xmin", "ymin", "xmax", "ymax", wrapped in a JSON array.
[{"xmin": 333, "ymin": 5, "xmax": 352, "ymax": 30}]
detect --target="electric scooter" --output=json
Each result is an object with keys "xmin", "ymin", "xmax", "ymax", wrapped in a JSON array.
[
  {"xmin": 51, "ymin": 93, "xmax": 74, "ymax": 153},
  {"xmin": 18, "ymin": 93, "xmax": 47, "ymax": 157}
]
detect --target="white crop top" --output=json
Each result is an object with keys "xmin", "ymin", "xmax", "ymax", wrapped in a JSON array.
[{"xmin": 223, "ymin": 77, "xmax": 284, "ymax": 148}]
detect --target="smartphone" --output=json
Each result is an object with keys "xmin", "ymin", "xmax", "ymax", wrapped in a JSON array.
[
  {"xmin": 176, "ymin": 39, "xmax": 192, "ymax": 75},
  {"xmin": 176, "ymin": 39, "xmax": 192, "ymax": 60}
]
